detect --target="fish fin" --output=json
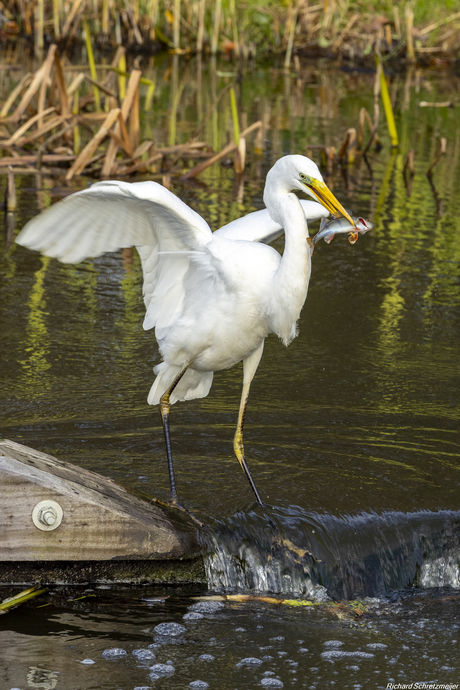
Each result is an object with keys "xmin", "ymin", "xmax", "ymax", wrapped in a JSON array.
[
  {"xmin": 324, "ymin": 233, "xmax": 335, "ymax": 244},
  {"xmin": 348, "ymin": 231, "xmax": 359, "ymax": 244}
]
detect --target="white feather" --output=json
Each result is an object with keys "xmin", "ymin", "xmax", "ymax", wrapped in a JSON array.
[{"xmin": 16, "ymin": 157, "xmax": 345, "ymax": 405}]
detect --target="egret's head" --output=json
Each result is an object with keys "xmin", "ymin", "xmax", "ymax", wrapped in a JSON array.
[{"xmin": 266, "ymin": 155, "xmax": 354, "ymax": 226}]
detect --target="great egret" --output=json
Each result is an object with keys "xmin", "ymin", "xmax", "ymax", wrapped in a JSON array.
[{"xmin": 16, "ymin": 154, "xmax": 355, "ymax": 509}]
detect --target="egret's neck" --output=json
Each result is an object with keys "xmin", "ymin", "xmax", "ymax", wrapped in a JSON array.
[{"xmin": 264, "ymin": 187, "xmax": 312, "ymax": 345}]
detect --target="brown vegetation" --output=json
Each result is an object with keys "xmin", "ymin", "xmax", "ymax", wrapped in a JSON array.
[{"xmin": 2, "ymin": 1, "xmax": 460, "ymax": 66}]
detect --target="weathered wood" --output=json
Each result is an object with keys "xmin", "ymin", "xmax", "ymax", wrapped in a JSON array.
[{"xmin": 0, "ymin": 439, "xmax": 201, "ymax": 565}]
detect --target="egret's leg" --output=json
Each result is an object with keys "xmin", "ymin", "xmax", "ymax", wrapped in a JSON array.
[
  {"xmin": 160, "ymin": 363, "xmax": 190, "ymax": 504},
  {"xmin": 233, "ymin": 342, "xmax": 265, "ymax": 507}
]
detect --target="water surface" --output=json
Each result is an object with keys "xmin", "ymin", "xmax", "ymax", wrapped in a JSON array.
[{"xmin": 1, "ymin": 55, "xmax": 460, "ymax": 689}]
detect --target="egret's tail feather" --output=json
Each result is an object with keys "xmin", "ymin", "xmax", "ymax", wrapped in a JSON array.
[{"xmin": 148, "ymin": 363, "xmax": 213, "ymax": 405}]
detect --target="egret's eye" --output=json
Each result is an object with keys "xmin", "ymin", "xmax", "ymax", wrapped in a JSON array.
[{"xmin": 299, "ymin": 173, "xmax": 312, "ymax": 184}]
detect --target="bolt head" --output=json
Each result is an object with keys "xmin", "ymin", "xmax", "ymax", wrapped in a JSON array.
[{"xmin": 38, "ymin": 507, "xmax": 57, "ymax": 526}]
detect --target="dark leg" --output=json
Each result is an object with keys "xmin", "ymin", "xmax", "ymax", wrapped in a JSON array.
[{"xmin": 160, "ymin": 363, "xmax": 190, "ymax": 504}]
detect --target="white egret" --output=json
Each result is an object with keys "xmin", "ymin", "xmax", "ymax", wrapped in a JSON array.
[{"xmin": 16, "ymin": 154, "xmax": 354, "ymax": 509}]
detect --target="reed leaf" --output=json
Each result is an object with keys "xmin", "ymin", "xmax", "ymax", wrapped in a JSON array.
[{"xmin": 376, "ymin": 54, "xmax": 398, "ymax": 148}]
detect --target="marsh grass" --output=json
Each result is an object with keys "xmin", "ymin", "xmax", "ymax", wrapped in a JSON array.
[{"xmin": 3, "ymin": 0, "xmax": 460, "ymax": 62}]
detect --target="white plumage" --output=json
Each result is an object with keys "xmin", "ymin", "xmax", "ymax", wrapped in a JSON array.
[{"xmin": 16, "ymin": 154, "xmax": 353, "ymax": 507}]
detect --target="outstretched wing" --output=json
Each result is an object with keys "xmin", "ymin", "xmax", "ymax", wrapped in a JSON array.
[
  {"xmin": 16, "ymin": 180, "xmax": 213, "ymax": 333},
  {"xmin": 214, "ymin": 199, "xmax": 329, "ymax": 243}
]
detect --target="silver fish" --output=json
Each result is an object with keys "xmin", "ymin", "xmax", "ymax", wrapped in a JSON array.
[{"xmin": 311, "ymin": 215, "xmax": 373, "ymax": 250}]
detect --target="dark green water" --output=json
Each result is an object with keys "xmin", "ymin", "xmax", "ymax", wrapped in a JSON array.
[{"xmin": 1, "ymin": 55, "xmax": 460, "ymax": 689}]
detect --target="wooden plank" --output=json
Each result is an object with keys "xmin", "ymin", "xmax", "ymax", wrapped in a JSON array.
[{"xmin": 0, "ymin": 439, "xmax": 200, "ymax": 563}]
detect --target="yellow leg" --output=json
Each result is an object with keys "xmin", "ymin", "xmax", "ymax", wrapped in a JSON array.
[{"xmin": 233, "ymin": 342, "xmax": 265, "ymax": 507}]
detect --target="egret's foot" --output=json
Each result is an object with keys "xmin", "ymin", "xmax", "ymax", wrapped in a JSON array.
[{"xmin": 150, "ymin": 497, "xmax": 205, "ymax": 528}]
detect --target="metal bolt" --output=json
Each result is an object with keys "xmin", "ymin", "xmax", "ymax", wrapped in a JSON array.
[
  {"xmin": 38, "ymin": 507, "xmax": 57, "ymax": 526},
  {"xmin": 32, "ymin": 500, "xmax": 63, "ymax": 531}
]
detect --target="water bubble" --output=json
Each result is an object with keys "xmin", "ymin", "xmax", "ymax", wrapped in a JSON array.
[
  {"xmin": 183, "ymin": 612, "xmax": 204, "ymax": 621},
  {"xmin": 132, "ymin": 649, "xmax": 156, "ymax": 661},
  {"xmin": 188, "ymin": 601, "xmax": 225, "ymax": 613},
  {"xmin": 262, "ymin": 655, "xmax": 274, "ymax": 661},
  {"xmin": 153, "ymin": 622, "xmax": 186, "ymax": 637},
  {"xmin": 199, "ymin": 654, "xmax": 215, "ymax": 661},
  {"xmin": 347, "ymin": 666, "xmax": 360, "ymax": 671},
  {"xmin": 321, "ymin": 651, "xmax": 375, "ymax": 661},
  {"xmin": 299, "ymin": 648, "xmax": 309, "ymax": 653},
  {"xmin": 80, "ymin": 658, "xmax": 95, "ymax": 665},
  {"xmin": 236, "ymin": 657, "xmax": 263, "ymax": 668},
  {"xmin": 189, "ymin": 682, "xmax": 209, "ymax": 689},
  {"xmin": 261, "ymin": 679, "xmax": 283, "ymax": 688},
  {"xmin": 149, "ymin": 663, "xmax": 175, "ymax": 677},
  {"xmin": 278, "ymin": 651, "xmax": 288, "ymax": 657},
  {"xmin": 235, "ymin": 627, "xmax": 246, "ymax": 632},
  {"xmin": 270, "ymin": 636, "xmax": 285, "ymax": 642},
  {"xmin": 101, "ymin": 648, "xmax": 127, "ymax": 659},
  {"xmin": 367, "ymin": 643, "xmax": 387, "ymax": 650},
  {"xmin": 134, "ymin": 687, "xmax": 151, "ymax": 690},
  {"xmin": 148, "ymin": 643, "xmax": 162, "ymax": 650},
  {"xmin": 264, "ymin": 671, "xmax": 276, "ymax": 676},
  {"xmin": 323, "ymin": 640, "xmax": 344, "ymax": 648}
]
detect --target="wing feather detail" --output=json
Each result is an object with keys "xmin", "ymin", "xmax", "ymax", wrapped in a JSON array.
[
  {"xmin": 16, "ymin": 180, "xmax": 214, "ymax": 333},
  {"xmin": 215, "ymin": 199, "xmax": 329, "ymax": 243}
]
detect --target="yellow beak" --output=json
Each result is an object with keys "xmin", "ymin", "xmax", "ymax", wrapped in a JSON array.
[{"xmin": 304, "ymin": 179, "xmax": 355, "ymax": 226}]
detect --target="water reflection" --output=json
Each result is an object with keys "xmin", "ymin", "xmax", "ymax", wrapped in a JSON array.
[
  {"xmin": 19, "ymin": 256, "xmax": 52, "ymax": 395},
  {"xmin": 1, "ymin": 57, "xmax": 460, "ymax": 609}
]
